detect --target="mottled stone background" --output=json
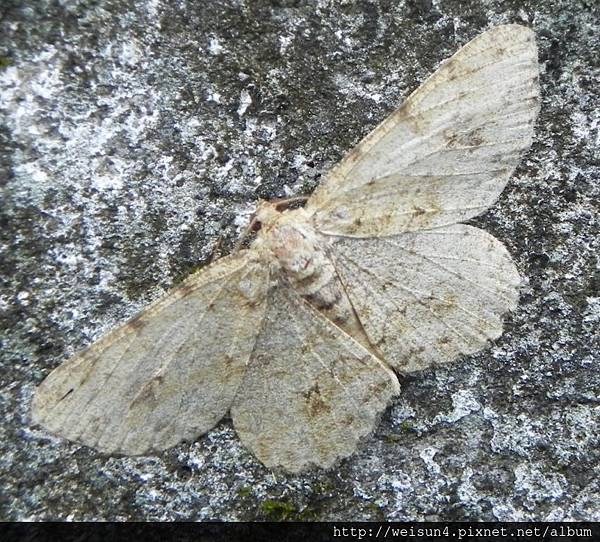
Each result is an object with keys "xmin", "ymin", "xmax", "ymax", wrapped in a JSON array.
[{"xmin": 1, "ymin": 0, "xmax": 598, "ymax": 521}]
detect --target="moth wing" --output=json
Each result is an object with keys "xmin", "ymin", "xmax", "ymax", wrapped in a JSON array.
[
  {"xmin": 31, "ymin": 251, "xmax": 269, "ymax": 455},
  {"xmin": 306, "ymin": 24, "xmax": 540, "ymax": 237},
  {"xmin": 328, "ymin": 224, "xmax": 520, "ymax": 372},
  {"xmin": 230, "ymin": 284, "xmax": 399, "ymax": 473}
]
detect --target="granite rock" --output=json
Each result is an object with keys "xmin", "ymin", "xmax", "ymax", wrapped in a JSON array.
[{"xmin": 0, "ymin": 0, "xmax": 598, "ymax": 521}]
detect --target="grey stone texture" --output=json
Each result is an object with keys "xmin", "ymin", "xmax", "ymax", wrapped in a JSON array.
[{"xmin": 1, "ymin": 0, "xmax": 598, "ymax": 521}]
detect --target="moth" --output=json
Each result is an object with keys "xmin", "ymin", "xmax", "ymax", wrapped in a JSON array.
[{"xmin": 32, "ymin": 25, "xmax": 540, "ymax": 473}]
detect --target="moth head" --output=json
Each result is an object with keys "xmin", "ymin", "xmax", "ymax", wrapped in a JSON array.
[{"xmin": 253, "ymin": 200, "xmax": 281, "ymax": 232}]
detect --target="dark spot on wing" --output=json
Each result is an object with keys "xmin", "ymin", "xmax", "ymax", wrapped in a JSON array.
[
  {"xmin": 243, "ymin": 298, "xmax": 259, "ymax": 308},
  {"xmin": 300, "ymin": 343, "xmax": 312, "ymax": 354},
  {"xmin": 127, "ymin": 315, "xmax": 146, "ymax": 331},
  {"xmin": 178, "ymin": 281, "xmax": 198, "ymax": 298},
  {"xmin": 370, "ymin": 380, "xmax": 390, "ymax": 396},
  {"xmin": 395, "ymin": 100, "xmax": 426, "ymax": 135},
  {"xmin": 332, "ymin": 314, "xmax": 349, "ymax": 326},
  {"xmin": 59, "ymin": 389, "xmax": 74, "ymax": 402},
  {"xmin": 444, "ymin": 127, "xmax": 486, "ymax": 148},
  {"xmin": 303, "ymin": 383, "xmax": 331, "ymax": 417},
  {"xmin": 342, "ymin": 414, "xmax": 355, "ymax": 426}
]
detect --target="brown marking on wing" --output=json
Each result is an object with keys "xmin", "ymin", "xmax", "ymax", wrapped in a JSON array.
[
  {"xmin": 130, "ymin": 374, "xmax": 163, "ymax": 408},
  {"xmin": 176, "ymin": 279, "xmax": 200, "ymax": 298},
  {"xmin": 303, "ymin": 383, "xmax": 331, "ymax": 417},
  {"xmin": 126, "ymin": 314, "xmax": 147, "ymax": 332},
  {"xmin": 58, "ymin": 388, "xmax": 74, "ymax": 402},
  {"xmin": 444, "ymin": 126, "xmax": 486, "ymax": 148},
  {"xmin": 369, "ymin": 380, "xmax": 390, "ymax": 396}
]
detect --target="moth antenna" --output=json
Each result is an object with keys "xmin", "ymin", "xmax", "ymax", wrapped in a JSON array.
[
  {"xmin": 209, "ymin": 235, "xmax": 225, "ymax": 263},
  {"xmin": 233, "ymin": 213, "xmax": 260, "ymax": 252},
  {"xmin": 273, "ymin": 195, "xmax": 309, "ymax": 211}
]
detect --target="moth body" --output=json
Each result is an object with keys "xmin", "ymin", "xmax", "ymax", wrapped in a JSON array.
[{"xmin": 253, "ymin": 201, "xmax": 374, "ymax": 352}]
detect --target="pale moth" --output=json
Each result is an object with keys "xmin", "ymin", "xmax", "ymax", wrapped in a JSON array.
[{"xmin": 32, "ymin": 25, "xmax": 540, "ymax": 473}]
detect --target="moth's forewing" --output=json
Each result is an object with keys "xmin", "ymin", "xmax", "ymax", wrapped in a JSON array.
[
  {"xmin": 32, "ymin": 251, "xmax": 269, "ymax": 455},
  {"xmin": 306, "ymin": 24, "xmax": 540, "ymax": 238}
]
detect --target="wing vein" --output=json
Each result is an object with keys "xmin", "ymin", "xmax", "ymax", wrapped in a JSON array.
[
  {"xmin": 384, "ymin": 238, "xmax": 517, "ymax": 305},
  {"xmin": 332, "ymin": 252, "xmax": 452, "ymax": 358},
  {"xmin": 73, "ymin": 267, "xmax": 245, "ymax": 447}
]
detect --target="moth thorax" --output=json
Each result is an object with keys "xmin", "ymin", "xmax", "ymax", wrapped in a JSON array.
[{"xmin": 267, "ymin": 224, "xmax": 320, "ymax": 279}]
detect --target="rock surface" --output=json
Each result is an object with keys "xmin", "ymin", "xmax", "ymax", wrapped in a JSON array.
[{"xmin": 1, "ymin": 0, "xmax": 598, "ymax": 521}]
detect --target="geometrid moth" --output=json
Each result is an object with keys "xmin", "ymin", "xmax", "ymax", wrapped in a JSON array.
[{"xmin": 32, "ymin": 25, "xmax": 540, "ymax": 473}]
